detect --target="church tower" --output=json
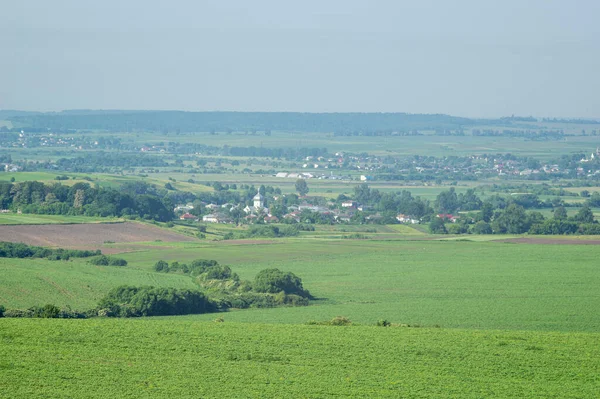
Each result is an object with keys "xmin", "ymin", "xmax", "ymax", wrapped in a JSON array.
[{"xmin": 253, "ymin": 191, "xmax": 265, "ymax": 208}]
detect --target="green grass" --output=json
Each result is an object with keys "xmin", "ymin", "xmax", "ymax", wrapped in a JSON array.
[
  {"xmin": 4, "ymin": 238, "xmax": 599, "ymax": 332},
  {"xmin": 1, "ymin": 318, "xmax": 599, "ymax": 398},
  {"xmin": 0, "ymin": 258, "xmax": 196, "ymax": 309},
  {"xmin": 0, "ymin": 213, "xmax": 122, "ymax": 225}
]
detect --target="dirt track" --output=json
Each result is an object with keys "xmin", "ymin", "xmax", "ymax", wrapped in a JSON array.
[{"xmin": 0, "ymin": 222, "xmax": 195, "ymax": 249}]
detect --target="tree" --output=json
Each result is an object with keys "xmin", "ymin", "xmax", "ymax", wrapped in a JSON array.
[
  {"xmin": 477, "ymin": 201, "xmax": 494, "ymax": 223},
  {"xmin": 435, "ymin": 188, "xmax": 459, "ymax": 214},
  {"xmin": 253, "ymin": 268, "xmax": 311, "ymax": 298},
  {"xmin": 295, "ymin": 179, "xmax": 309, "ymax": 196},
  {"xmin": 472, "ymin": 221, "xmax": 492, "ymax": 234},
  {"xmin": 154, "ymin": 260, "xmax": 169, "ymax": 272},
  {"xmin": 553, "ymin": 206, "xmax": 567, "ymax": 220},
  {"xmin": 573, "ymin": 205, "xmax": 594, "ymax": 224},
  {"xmin": 429, "ymin": 217, "xmax": 447, "ymax": 234}
]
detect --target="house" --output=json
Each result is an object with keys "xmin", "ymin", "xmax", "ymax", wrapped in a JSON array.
[
  {"xmin": 205, "ymin": 203, "xmax": 220, "ymax": 210},
  {"xmin": 180, "ymin": 213, "xmax": 199, "ymax": 221},
  {"xmin": 396, "ymin": 214, "xmax": 420, "ymax": 224},
  {"xmin": 284, "ymin": 211, "xmax": 301, "ymax": 223},
  {"xmin": 202, "ymin": 214, "xmax": 231, "ymax": 224},
  {"xmin": 263, "ymin": 215, "xmax": 279, "ymax": 223},
  {"xmin": 437, "ymin": 214, "xmax": 459, "ymax": 223},
  {"xmin": 174, "ymin": 203, "xmax": 194, "ymax": 212},
  {"xmin": 342, "ymin": 201, "xmax": 357, "ymax": 208}
]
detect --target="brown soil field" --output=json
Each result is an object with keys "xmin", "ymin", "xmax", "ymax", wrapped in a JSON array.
[
  {"xmin": 499, "ymin": 237, "xmax": 600, "ymax": 245},
  {"xmin": 0, "ymin": 222, "xmax": 196, "ymax": 250}
]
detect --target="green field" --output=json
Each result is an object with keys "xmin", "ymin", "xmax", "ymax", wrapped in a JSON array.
[
  {"xmin": 3, "ymin": 238, "xmax": 600, "ymax": 332},
  {"xmin": 0, "ymin": 257, "xmax": 196, "ymax": 309},
  {"xmin": 1, "ymin": 319, "xmax": 599, "ymax": 398},
  {"xmin": 0, "ymin": 213, "xmax": 122, "ymax": 225}
]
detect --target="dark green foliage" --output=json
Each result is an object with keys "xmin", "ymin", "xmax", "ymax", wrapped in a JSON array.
[
  {"xmin": 1, "ymin": 304, "xmax": 87, "ymax": 319},
  {"xmin": 243, "ymin": 225, "xmax": 299, "ymax": 238},
  {"xmin": 429, "ymin": 218, "xmax": 447, "ymax": 234},
  {"xmin": 253, "ymin": 268, "xmax": 311, "ymax": 298},
  {"xmin": 472, "ymin": 221, "xmax": 492, "ymax": 234},
  {"xmin": 295, "ymin": 179, "xmax": 309, "ymax": 196},
  {"xmin": 0, "ymin": 242, "xmax": 100, "ymax": 260},
  {"xmin": 224, "ymin": 292, "xmax": 309, "ymax": 309},
  {"xmin": 88, "ymin": 255, "xmax": 128, "ymax": 267},
  {"xmin": 307, "ymin": 316, "xmax": 353, "ymax": 326},
  {"xmin": 376, "ymin": 319, "xmax": 391, "ymax": 327},
  {"xmin": 97, "ymin": 286, "xmax": 216, "ymax": 317},
  {"xmin": 154, "ymin": 260, "xmax": 169, "ymax": 272},
  {"xmin": 572, "ymin": 205, "xmax": 594, "ymax": 224},
  {"xmin": 1, "ymin": 181, "xmax": 174, "ymax": 222},
  {"xmin": 30, "ymin": 304, "xmax": 61, "ymax": 318},
  {"xmin": 553, "ymin": 206, "xmax": 568, "ymax": 220},
  {"xmin": 529, "ymin": 220, "xmax": 579, "ymax": 235}
]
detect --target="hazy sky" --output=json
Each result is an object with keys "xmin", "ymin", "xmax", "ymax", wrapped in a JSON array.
[{"xmin": 2, "ymin": 0, "xmax": 599, "ymax": 118}]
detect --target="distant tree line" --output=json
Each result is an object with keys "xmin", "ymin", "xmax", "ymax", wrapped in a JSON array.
[
  {"xmin": 0, "ymin": 242, "xmax": 100, "ymax": 260},
  {"xmin": 427, "ymin": 188, "xmax": 600, "ymax": 235},
  {"xmin": 0, "ymin": 181, "xmax": 174, "ymax": 222},
  {"xmin": 8, "ymin": 111, "xmax": 477, "ymax": 133}
]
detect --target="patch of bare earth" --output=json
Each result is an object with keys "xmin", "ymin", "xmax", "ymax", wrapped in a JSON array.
[
  {"xmin": 0, "ymin": 222, "xmax": 196, "ymax": 251},
  {"xmin": 498, "ymin": 237, "xmax": 600, "ymax": 245}
]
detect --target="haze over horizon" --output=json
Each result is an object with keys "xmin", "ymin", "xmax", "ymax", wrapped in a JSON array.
[{"xmin": 2, "ymin": 0, "xmax": 599, "ymax": 119}]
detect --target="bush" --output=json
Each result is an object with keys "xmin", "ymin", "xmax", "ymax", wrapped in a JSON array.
[
  {"xmin": 330, "ymin": 316, "xmax": 352, "ymax": 326},
  {"xmin": 3, "ymin": 309, "xmax": 33, "ymax": 318},
  {"xmin": 253, "ymin": 268, "xmax": 311, "ymax": 298},
  {"xmin": 154, "ymin": 260, "xmax": 169, "ymax": 272},
  {"xmin": 472, "ymin": 221, "xmax": 492, "ymax": 234},
  {"xmin": 0, "ymin": 242, "xmax": 100, "ymax": 260},
  {"xmin": 89, "ymin": 255, "xmax": 127, "ymax": 267},
  {"xmin": 376, "ymin": 319, "xmax": 391, "ymax": 327},
  {"xmin": 97, "ymin": 286, "xmax": 217, "ymax": 317},
  {"xmin": 307, "ymin": 316, "xmax": 352, "ymax": 326},
  {"xmin": 0, "ymin": 304, "xmax": 5, "ymax": 317},
  {"xmin": 30, "ymin": 304, "xmax": 61, "ymax": 318}
]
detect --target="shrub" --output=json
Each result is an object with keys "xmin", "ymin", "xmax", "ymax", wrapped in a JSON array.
[
  {"xmin": 89, "ymin": 255, "xmax": 127, "ymax": 266},
  {"xmin": 330, "ymin": 316, "xmax": 352, "ymax": 326},
  {"xmin": 3, "ymin": 309, "xmax": 33, "ymax": 318},
  {"xmin": 0, "ymin": 304, "xmax": 5, "ymax": 317},
  {"xmin": 253, "ymin": 268, "xmax": 311, "ymax": 298},
  {"xmin": 108, "ymin": 257, "xmax": 127, "ymax": 266},
  {"xmin": 30, "ymin": 304, "xmax": 61, "ymax": 318},
  {"xmin": 97, "ymin": 286, "xmax": 217, "ymax": 317},
  {"xmin": 154, "ymin": 260, "xmax": 169, "ymax": 272},
  {"xmin": 376, "ymin": 319, "xmax": 391, "ymax": 327}
]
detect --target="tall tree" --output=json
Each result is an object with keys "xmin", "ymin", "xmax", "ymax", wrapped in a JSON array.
[{"xmin": 295, "ymin": 179, "xmax": 309, "ymax": 196}]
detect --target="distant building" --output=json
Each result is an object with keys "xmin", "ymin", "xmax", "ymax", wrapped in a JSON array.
[
  {"xmin": 342, "ymin": 201, "xmax": 357, "ymax": 208},
  {"xmin": 253, "ymin": 191, "xmax": 265, "ymax": 208},
  {"xmin": 180, "ymin": 213, "xmax": 199, "ymax": 221},
  {"xmin": 202, "ymin": 214, "xmax": 231, "ymax": 224}
]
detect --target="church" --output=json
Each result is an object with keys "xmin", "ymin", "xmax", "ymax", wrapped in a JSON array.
[{"xmin": 244, "ymin": 190, "xmax": 268, "ymax": 215}]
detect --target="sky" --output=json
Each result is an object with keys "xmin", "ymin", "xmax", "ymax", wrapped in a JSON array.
[{"xmin": 1, "ymin": 0, "xmax": 599, "ymax": 118}]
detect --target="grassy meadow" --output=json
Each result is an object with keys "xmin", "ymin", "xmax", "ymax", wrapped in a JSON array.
[
  {"xmin": 1, "ymin": 318, "xmax": 599, "ymax": 398},
  {"xmin": 3, "ymin": 237, "xmax": 600, "ymax": 332},
  {"xmin": 0, "ymin": 213, "xmax": 122, "ymax": 225}
]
